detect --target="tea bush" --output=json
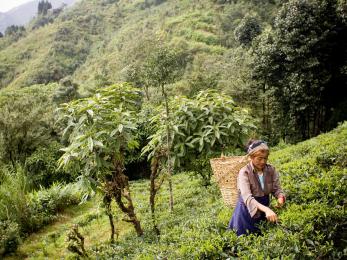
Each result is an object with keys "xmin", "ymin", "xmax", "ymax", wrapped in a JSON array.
[{"xmin": 92, "ymin": 122, "xmax": 347, "ymax": 259}]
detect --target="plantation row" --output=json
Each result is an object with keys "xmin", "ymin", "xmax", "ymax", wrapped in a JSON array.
[{"xmin": 92, "ymin": 122, "xmax": 347, "ymax": 259}]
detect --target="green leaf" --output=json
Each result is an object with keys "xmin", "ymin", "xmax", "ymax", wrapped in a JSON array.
[
  {"xmin": 86, "ymin": 109, "xmax": 94, "ymax": 117},
  {"xmin": 215, "ymin": 129, "xmax": 220, "ymax": 139},
  {"xmin": 185, "ymin": 142, "xmax": 195, "ymax": 148},
  {"xmin": 88, "ymin": 137, "xmax": 93, "ymax": 152}
]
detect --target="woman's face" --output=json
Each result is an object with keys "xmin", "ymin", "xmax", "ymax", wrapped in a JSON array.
[{"xmin": 251, "ymin": 150, "xmax": 269, "ymax": 171}]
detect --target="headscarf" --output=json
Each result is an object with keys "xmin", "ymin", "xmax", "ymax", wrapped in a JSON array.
[{"xmin": 247, "ymin": 140, "xmax": 269, "ymax": 156}]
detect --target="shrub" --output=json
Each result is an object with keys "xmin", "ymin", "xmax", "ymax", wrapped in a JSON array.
[
  {"xmin": 0, "ymin": 220, "xmax": 20, "ymax": 256},
  {"xmin": 25, "ymin": 183, "xmax": 81, "ymax": 233},
  {"xmin": 0, "ymin": 166, "xmax": 31, "ymax": 226},
  {"xmin": 25, "ymin": 141, "xmax": 75, "ymax": 188}
]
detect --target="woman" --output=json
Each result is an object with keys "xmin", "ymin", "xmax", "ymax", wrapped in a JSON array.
[{"xmin": 228, "ymin": 140, "xmax": 285, "ymax": 236}]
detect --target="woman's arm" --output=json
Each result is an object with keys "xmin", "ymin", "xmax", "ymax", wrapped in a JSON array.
[
  {"xmin": 238, "ymin": 170, "xmax": 278, "ymax": 222},
  {"xmin": 253, "ymin": 200, "xmax": 278, "ymax": 222},
  {"xmin": 238, "ymin": 170, "xmax": 258, "ymax": 217}
]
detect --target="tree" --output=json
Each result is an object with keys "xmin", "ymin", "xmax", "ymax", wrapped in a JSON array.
[
  {"xmin": 0, "ymin": 32, "xmax": 3, "ymax": 38},
  {"xmin": 52, "ymin": 77, "xmax": 79, "ymax": 104},
  {"xmin": 252, "ymin": 0, "xmax": 347, "ymax": 142},
  {"xmin": 0, "ymin": 84, "xmax": 56, "ymax": 165},
  {"xmin": 142, "ymin": 44, "xmax": 188, "ymax": 211},
  {"xmin": 234, "ymin": 14, "xmax": 262, "ymax": 47},
  {"xmin": 4, "ymin": 25, "xmax": 26, "ymax": 40},
  {"xmin": 143, "ymin": 89, "xmax": 255, "ymax": 177},
  {"xmin": 58, "ymin": 83, "xmax": 144, "ymax": 239},
  {"xmin": 38, "ymin": 0, "xmax": 52, "ymax": 15},
  {"xmin": 142, "ymin": 90, "xmax": 255, "ymax": 231}
]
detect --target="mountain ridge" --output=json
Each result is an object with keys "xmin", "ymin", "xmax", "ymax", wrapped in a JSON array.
[{"xmin": 0, "ymin": 0, "xmax": 77, "ymax": 33}]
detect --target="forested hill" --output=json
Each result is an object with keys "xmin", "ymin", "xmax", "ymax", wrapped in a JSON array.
[
  {"xmin": 0, "ymin": 0, "xmax": 347, "ymax": 142},
  {"xmin": 0, "ymin": 1, "xmax": 347, "ymax": 258},
  {"xmin": 0, "ymin": 0, "xmax": 276, "ymax": 91}
]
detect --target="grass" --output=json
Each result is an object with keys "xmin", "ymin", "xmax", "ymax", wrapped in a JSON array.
[
  {"xmin": 4, "ymin": 198, "xmax": 114, "ymax": 259},
  {"xmin": 5, "ymin": 173, "xmax": 229, "ymax": 259}
]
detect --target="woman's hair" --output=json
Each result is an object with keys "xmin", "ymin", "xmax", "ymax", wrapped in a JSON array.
[
  {"xmin": 246, "ymin": 139, "xmax": 269, "ymax": 156},
  {"xmin": 245, "ymin": 139, "xmax": 257, "ymax": 152}
]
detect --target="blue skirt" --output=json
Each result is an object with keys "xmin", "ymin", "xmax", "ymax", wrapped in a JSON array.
[{"xmin": 228, "ymin": 195, "xmax": 269, "ymax": 236}]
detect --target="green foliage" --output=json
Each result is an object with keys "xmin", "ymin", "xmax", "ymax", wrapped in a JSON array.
[
  {"xmin": 4, "ymin": 123, "xmax": 347, "ymax": 258},
  {"xmin": 30, "ymin": 23, "xmax": 92, "ymax": 86},
  {"xmin": 0, "ymin": 166, "xmax": 30, "ymax": 226},
  {"xmin": 0, "ymin": 165, "xmax": 82, "ymax": 258},
  {"xmin": 58, "ymin": 82, "xmax": 144, "ymax": 236},
  {"xmin": 4, "ymin": 25, "xmax": 26, "ymax": 39},
  {"xmin": 229, "ymin": 200, "xmax": 346, "ymax": 258},
  {"xmin": 338, "ymin": 0, "xmax": 347, "ymax": 22},
  {"xmin": 58, "ymin": 83, "xmax": 142, "ymax": 177},
  {"xmin": 52, "ymin": 77, "xmax": 80, "ymax": 104},
  {"xmin": 252, "ymin": 0, "xmax": 347, "ymax": 142},
  {"xmin": 31, "ymin": 16, "xmax": 54, "ymax": 30},
  {"xmin": 183, "ymin": 55, "xmax": 220, "ymax": 97},
  {"xmin": 0, "ymin": 164, "xmax": 81, "ymax": 234},
  {"xmin": 142, "ymin": 90, "xmax": 255, "ymax": 184},
  {"xmin": 234, "ymin": 14, "xmax": 261, "ymax": 46},
  {"xmin": 270, "ymin": 122, "xmax": 347, "ymax": 208},
  {"xmin": 0, "ymin": 0, "xmax": 346, "ymax": 256},
  {"xmin": 0, "ymin": 220, "xmax": 20, "ymax": 256},
  {"xmin": 140, "ymin": 0, "xmax": 167, "ymax": 9},
  {"xmin": 90, "ymin": 176, "xmax": 232, "ymax": 259},
  {"xmin": 97, "ymin": 122, "xmax": 345, "ymax": 258},
  {"xmin": 25, "ymin": 141, "xmax": 74, "ymax": 188},
  {"xmin": 25, "ymin": 183, "xmax": 81, "ymax": 233},
  {"xmin": 218, "ymin": 0, "xmax": 277, "ymax": 48},
  {"xmin": 144, "ymin": 44, "xmax": 188, "ymax": 89},
  {"xmin": 0, "ymin": 84, "xmax": 57, "ymax": 165}
]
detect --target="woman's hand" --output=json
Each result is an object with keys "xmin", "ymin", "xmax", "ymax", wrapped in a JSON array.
[
  {"xmin": 265, "ymin": 208, "xmax": 278, "ymax": 223},
  {"xmin": 276, "ymin": 196, "xmax": 285, "ymax": 208}
]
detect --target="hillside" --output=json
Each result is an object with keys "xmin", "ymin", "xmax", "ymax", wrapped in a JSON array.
[
  {"xmin": 0, "ymin": 0, "xmax": 77, "ymax": 33},
  {"xmin": 0, "ymin": 0, "xmax": 279, "ymax": 93},
  {"xmin": 1, "ymin": 0, "xmax": 345, "ymax": 144},
  {"xmin": 5, "ymin": 122, "xmax": 347, "ymax": 259}
]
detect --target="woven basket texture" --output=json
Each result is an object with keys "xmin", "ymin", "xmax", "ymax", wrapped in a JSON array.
[{"xmin": 210, "ymin": 156, "xmax": 247, "ymax": 207}]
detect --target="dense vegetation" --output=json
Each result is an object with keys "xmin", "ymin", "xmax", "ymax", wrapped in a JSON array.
[
  {"xmin": 2, "ymin": 122, "xmax": 346, "ymax": 259},
  {"xmin": 0, "ymin": 0, "xmax": 346, "ymax": 258},
  {"xmin": 1, "ymin": 0, "xmax": 346, "ymax": 141}
]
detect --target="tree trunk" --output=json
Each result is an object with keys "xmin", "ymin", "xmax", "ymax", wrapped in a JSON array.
[
  {"xmin": 110, "ymin": 158, "xmax": 143, "ymax": 236},
  {"xmin": 150, "ymin": 155, "xmax": 165, "ymax": 236},
  {"xmin": 144, "ymin": 85, "xmax": 150, "ymax": 101},
  {"xmin": 103, "ymin": 194, "xmax": 116, "ymax": 243},
  {"xmin": 161, "ymin": 84, "xmax": 174, "ymax": 212}
]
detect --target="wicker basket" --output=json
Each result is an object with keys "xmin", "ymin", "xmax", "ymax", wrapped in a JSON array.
[{"xmin": 210, "ymin": 156, "xmax": 248, "ymax": 208}]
